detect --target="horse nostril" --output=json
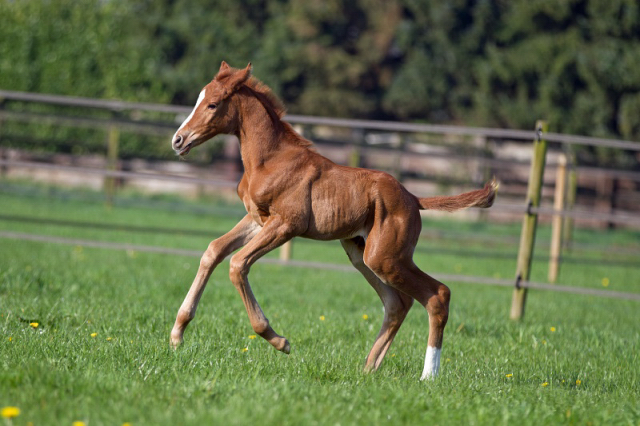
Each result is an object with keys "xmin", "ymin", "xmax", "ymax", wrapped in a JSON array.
[{"xmin": 173, "ymin": 135, "xmax": 183, "ymax": 149}]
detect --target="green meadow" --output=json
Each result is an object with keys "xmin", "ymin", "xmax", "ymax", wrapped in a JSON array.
[{"xmin": 1, "ymin": 184, "xmax": 639, "ymax": 425}]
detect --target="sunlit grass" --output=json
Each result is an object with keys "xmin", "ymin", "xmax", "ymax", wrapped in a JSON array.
[{"xmin": 1, "ymin": 185, "xmax": 639, "ymax": 425}]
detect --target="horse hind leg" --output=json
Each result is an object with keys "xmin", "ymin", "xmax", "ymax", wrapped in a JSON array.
[
  {"xmin": 341, "ymin": 238, "xmax": 414, "ymax": 373},
  {"xmin": 362, "ymin": 237, "xmax": 451, "ymax": 380}
]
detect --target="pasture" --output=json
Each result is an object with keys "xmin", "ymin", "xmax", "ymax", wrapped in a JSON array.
[{"xmin": 1, "ymin": 184, "xmax": 639, "ymax": 425}]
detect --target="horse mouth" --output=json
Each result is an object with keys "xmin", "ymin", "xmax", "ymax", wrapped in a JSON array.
[{"xmin": 177, "ymin": 143, "xmax": 193, "ymax": 157}]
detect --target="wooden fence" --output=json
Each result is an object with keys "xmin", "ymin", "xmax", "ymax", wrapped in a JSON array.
[{"xmin": 1, "ymin": 90, "xmax": 639, "ymax": 318}]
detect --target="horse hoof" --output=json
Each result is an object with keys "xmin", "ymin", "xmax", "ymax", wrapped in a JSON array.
[
  {"xmin": 282, "ymin": 340, "xmax": 291, "ymax": 354},
  {"xmin": 170, "ymin": 333, "xmax": 183, "ymax": 349}
]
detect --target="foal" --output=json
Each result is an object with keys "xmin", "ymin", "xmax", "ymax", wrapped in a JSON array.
[{"xmin": 169, "ymin": 62, "xmax": 497, "ymax": 380}]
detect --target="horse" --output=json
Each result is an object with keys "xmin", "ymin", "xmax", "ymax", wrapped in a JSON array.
[{"xmin": 169, "ymin": 61, "xmax": 497, "ymax": 380}]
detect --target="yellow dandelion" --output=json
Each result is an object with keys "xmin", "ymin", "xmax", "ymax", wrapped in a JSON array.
[
  {"xmin": 1, "ymin": 406, "xmax": 20, "ymax": 419},
  {"xmin": 248, "ymin": 335, "xmax": 257, "ymax": 340},
  {"xmin": 541, "ymin": 382, "xmax": 549, "ymax": 387},
  {"xmin": 8, "ymin": 337, "xmax": 12, "ymax": 342},
  {"xmin": 72, "ymin": 421, "xmax": 86, "ymax": 426},
  {"xmin": 319, "ymin": 315, "xmax": 325, "ymax": 321},
  {"xmin": 90, "ymin": 332, "xmax": 97, "ymax": 338},
  {"xmin": 242, "ymin": 347, "xmax": 248, "ymax": 352},
  {"xmin": 576, "ymin": 379, "xmax": 581, "ymax": 385},
  {"xmin": 602, "ymin": 277, "xmax": 610, "ymax": 287},
  {"xmin": 106, "ymin": 337, "xmax": 113, "ymax": 341},
  {"xmin": 550, "ymin": 327, "xmax": 556, "ymax": 332},
  {"xmin": 391, "ymin": 354, "xmax": 396, "ymax": 357},
  {"xmin": 29, "ymin": 322, "xmax": 39, "ymax": 328},
  {"xmin": 505, "ymin": 373, "xmax": 513, "ymax": 378},
  {"xmin": 362, "ymin": 314, "xmax": 369, "ymax": 320},
  {"xmin": 122, "ymin": 423, "xmax": 132, "ymax": 426}
]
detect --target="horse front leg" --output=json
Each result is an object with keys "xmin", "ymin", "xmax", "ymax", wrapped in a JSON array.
[
  {"xmin": 170, "ymin": 215, "xmax": 260, "ymax": 348},
  {"xmin": 228, "ymin": 215, "xmax": 296, "ymax": 354}
]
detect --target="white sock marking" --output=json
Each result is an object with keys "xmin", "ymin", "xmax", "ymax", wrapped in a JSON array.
[
  {"xmin": 420, "ymin": 346, "xmax": 441, "ymax": 380},
  {"xmin": 172, "ymin": 89, "xmax": 206, "ymax": 142}
]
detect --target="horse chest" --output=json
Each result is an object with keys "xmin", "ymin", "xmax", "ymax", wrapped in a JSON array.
[{"xmin": 242, "ymin": 198, "xmax": 269, "ymax": 226}]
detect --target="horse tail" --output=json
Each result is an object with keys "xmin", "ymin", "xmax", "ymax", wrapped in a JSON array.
[{"xmin": 417, "ymin": 178, "xmax": 498, "ymax": 212}]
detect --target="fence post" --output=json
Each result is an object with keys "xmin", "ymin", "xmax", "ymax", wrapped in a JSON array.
[
  {"xmin": 391, "ymin": 133, "xmax": 406, "ymax": 181},
  {"xmin": 349, "ymin": 128, "xmax": 364, "ymax": 168},
  {"xmin": 280, "ymin": 240, "xmax": 293, "ymax": 261},
  {"xmin": 105, "ymin": 124, "xmax": 120, "ymax": 207},
  {"xmin": 510, "ymin": 121, "xmax": 548, "ymax": 320},
  {"xmin": 562, "ymin": 154, "xmax": 577, "ymax": 250},
  {"xmin": 548, "ymin": 154, "xmax": 567, "ymax": 283}
]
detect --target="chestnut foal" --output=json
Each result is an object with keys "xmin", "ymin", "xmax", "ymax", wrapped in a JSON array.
[{"xmin": 169, "ymin": 62, "xmax": 497, "ymax": 380}]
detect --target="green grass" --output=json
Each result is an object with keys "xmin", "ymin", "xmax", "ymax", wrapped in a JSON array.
[{"xmin": 1, "ymin": 184, "xmax": 639, "ymax": 425}]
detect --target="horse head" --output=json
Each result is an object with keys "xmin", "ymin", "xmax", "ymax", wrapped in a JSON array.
[{"xmin": 171, "ymin": 61, "xmax": 252, "ymax": 156}]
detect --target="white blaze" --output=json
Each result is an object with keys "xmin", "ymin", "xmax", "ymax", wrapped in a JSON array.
[
  {"xmin": 420, "ymin": 346, "xmax": 441, "ymax": 380},
  {"xmin": 173, "ymin": 89, "xmax": 206, "ymax": 142}
]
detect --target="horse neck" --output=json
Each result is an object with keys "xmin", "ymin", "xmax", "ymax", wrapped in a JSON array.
[{"xmin": 234, "ymin": 93, "xmax": 287, "ymax": 172}]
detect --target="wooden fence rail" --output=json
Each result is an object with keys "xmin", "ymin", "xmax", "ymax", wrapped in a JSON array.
[
  {"xmin": 2, "ymin": 89, "xmax": 640, "ymax": 150},
  {"xmin": 3, "ymin": 159, "xmax": 640, "ymax": 227},
  {"xmin": 2, "ymin": 89, "xmax": 640, "ymax": 320}
]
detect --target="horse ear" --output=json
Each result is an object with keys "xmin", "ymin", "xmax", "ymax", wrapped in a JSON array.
[
  {"xmin": 214, "ymin": 61, "xmax": 231, "ymax": 80},
  {"xmin": 223, "ymin": 62, "xmax": 252, "ymax": 94}
]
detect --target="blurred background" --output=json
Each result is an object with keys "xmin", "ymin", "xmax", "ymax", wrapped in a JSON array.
[
  {"xmin": 0, "ymin": 0, "xmax": 639, "ymax": 247},
  {"xmin": 2, "ymin": 1, "xmax": 640, "ymax": 155},
  {"xmin": 1, "ymin": 0, "xmax": 640, "ymax": 136}
]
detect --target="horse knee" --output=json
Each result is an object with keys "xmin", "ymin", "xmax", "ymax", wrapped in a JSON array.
[
  {"xmin": 200, "ymin": 241, "xmax": 225, "ymax": 270},
  {"xmin": 228, "ymin": 256, "xmax": 248, "ymax": 284}
]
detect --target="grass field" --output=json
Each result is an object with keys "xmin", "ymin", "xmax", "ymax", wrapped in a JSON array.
[{"xmin": 1, "ymin": 184, "xmax": 639, "ymax": 425}]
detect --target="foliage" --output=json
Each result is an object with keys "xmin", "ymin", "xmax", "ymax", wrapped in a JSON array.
[{"xmin": 1, "ymin": 0, "xmax": 640, "ymax": 162}]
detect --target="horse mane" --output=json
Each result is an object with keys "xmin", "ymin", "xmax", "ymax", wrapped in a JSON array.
[
  {"xmin": 216, "ymin": 65, "xmax": 313, "ymax": 149},
  {"xmin": 243, "ymin": 76, "xmax": 286, "ymax": 119},
  {"xmin": 242, "ymin": 77, "xmax": 314, "ymax": 149}
]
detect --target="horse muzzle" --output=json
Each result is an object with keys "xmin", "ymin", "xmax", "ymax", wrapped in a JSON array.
[{"xmin": 172, "ymin": 132, "xmax": 199, "ymax": 156}]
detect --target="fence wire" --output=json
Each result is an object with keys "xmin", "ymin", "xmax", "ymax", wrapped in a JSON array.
[{"xmin": 1, "ymin": 230, "xmax": 638, "ymax": 302}]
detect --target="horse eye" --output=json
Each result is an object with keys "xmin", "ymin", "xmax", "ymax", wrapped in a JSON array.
[{"xmin": 207, "ymin": 103, "xmax": 217, "ymax": 110}]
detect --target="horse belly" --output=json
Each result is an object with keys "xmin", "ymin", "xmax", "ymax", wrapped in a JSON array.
[{"xmin": 303, "ymin": 191, "xmax": 370, "ymax": 240}]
